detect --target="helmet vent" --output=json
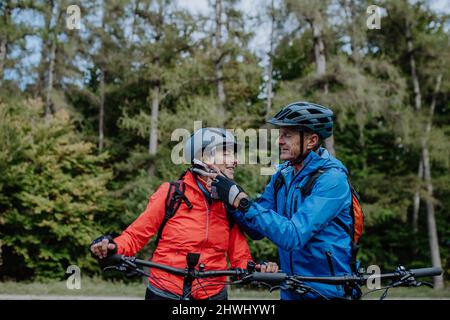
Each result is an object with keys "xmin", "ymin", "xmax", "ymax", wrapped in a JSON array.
[
  {"xmin": 276, "ymin": 109, "xmax": 290, "ymax": 119},
  {"xmin": 285, "ymin": 111, "xmax": 300, "ymax": 120},
  {"xmin": 306, "ymin": 108, "xmax": 322, "ymax": 114},
  {"xmin": 317, "ymin": 117, "xmax": 330, "ymax": 123}
]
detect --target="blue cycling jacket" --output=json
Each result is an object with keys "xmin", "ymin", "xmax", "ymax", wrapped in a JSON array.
[{"xmin": 232, "ymin": 147, "xmax": 353, "ymax": 300}]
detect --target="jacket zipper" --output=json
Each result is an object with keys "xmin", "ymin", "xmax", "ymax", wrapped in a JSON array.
[
  {"xmin": 287, "ymin": 174, "xmax": 303, "ymax": 276},
  {"xmin": 282, "ymin": 173, "xmax": 300, "ymax": 276},
  {"xmin": 326, "ymin": 250, "xmax": 341, "ymax": 290},
  {"xmin": 202, "ymin": 198, "xmax": 210, "ymax": 245},
  {"xmin": 326, "ymin": 251, "xmax": 336, "ymax": 276},
  {"xmin": 279, "ymin": 175, "xmax": 294, "ymax": 275},
  {"xmin": 289, "ymin": 192, "xmax": 300, "ymax": 276},
  {"xmin": 286, "ymin": 161, "xmax": 313, "ymax": 276}
]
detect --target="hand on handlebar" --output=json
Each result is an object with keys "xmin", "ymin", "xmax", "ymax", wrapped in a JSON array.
[
  {"xmin": 90, "ymin": 235, "xmax": 118, "ymax": 259},
  {"xmin": 255, "ymin": 261, "xmax": 279, "ymax": 273}
]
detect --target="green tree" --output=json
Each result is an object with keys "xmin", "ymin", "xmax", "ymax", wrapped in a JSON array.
[{"xmin": 0, "ymin": 97, "xmax": 114, "ymax": 279}]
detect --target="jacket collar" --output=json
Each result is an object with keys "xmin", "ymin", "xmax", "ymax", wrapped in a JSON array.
[
  {"xmin": 279, "ymin": 147, "xmax": 336, "ymax": 184},
  {"xmin": 182, "ymin": 169, "xmax": 204, "ymax": 194}
]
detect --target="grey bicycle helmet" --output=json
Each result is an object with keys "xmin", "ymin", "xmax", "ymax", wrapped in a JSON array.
[
  {"xmin": 268, "ymin": 101, "xmax": 334, "ymax": 139},
  {"xmin": 184, "ymin": 128, "xmax": 239, "ymax": 164}
]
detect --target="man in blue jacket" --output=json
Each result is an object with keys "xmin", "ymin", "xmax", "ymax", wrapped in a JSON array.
[{"xmin": 209, "ymin": 101, "xmax": 357, "ymax": 300}]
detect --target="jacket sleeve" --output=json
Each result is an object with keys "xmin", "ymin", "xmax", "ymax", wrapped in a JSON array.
[
  {"xmin": 114, "ymin": 182, "xmax": 170, "ymax": 256},
  {"xmin": 230, "ymin": 172, "xmax": 278, "ymax": 239},
  {"xmin": 229, "ymin": 206, "xmax": 264, "ymax": 240},
  {"xmin": 241, "ymin": 169, "xmax": 351, "ymax": 252},
  {"xmin": 227, "ymin": 223, "xmax": 253, "ymax": 269}
]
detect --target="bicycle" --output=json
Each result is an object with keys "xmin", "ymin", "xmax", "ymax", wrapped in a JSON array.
[{"xmin": 100, "ymin": 253, "xmax": 443, "ymax": 300}]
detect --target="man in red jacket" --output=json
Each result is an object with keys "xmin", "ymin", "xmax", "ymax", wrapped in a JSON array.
[{"xmin": 91, "ymin": 128, "xmax": 278, "ymax": 300}]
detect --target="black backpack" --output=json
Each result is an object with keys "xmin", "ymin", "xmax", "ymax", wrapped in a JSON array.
[{"xmin": 154, "ymin": 170, "xmax": 236, "ymax": 248}]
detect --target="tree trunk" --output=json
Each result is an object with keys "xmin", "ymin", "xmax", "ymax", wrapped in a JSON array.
[
  {"xmin": 421, "ymin": 73, "xmax": 443, "ymax": 289},
  {"xmin": 308, "ymin": 11, "xmax": 334, "ymax": 156},
  {"xmin": 406, "ymin": 20, "xmax": 424, "ymax": 231},
  {"xmin": 407, "ymin": 26, "xmax": 422, "ymax": 111},
  {"xmin": 98, "ymin": 0, "xmax": 106, "ymax": 151},
  {"xmin": 45, "ymin": 39, "xmax": 56, "ymax": 120},
  {"xmin": 215, "ymin": 0, "xmax": 226, "ymax": 125},
  {"xmin": 422, "ymin": 144, "xmax": 444, "ymax": 289},
  {"xmin": 0, "ymin": 2, "xmax": 10, "ymax": 88},
  {"xmin": 412, "ymin": 159, "xmax": 423, "ymax": 233},
  {"xmin": 345, "ymin": 0, "xmax": 361, "ymax": 64},
  {"xmin": 98, "ymin": 68, "xmax": 105, "ymax": 151},
  {"xmin": 147, "ymin": 84, "xmax": 160, "ymax": 177},
  {"xmin": 312, "ymin": 19, "xmax": 326, "ymax": 82},
  {"xmin": 147, "ymin": 4, "xmax": 165, "ymax": 176},
  {"xmin": 149, "ymin": 85, "xmax": 160, "ymax": 156},
  {"xmin": 37, "ymin": 1, "xmax": 55, "ymax": 99},
  {"xmin": 266, "ymin": 0, "xmax": 275, "ymax": 118},
  {"xmin": 0, "ymin": 37, "xmax": 6, "ymax": 88},
  {"xmin": 266, "ymin": 57, "xmax": 273, "ymax": 118},
  {"xmin": 358, "ymin": 121, "xmax": 367, "ymax": 171},
  {"xmin": 406, "ymin": 23, "xmax": 444, "ymax": 287}
]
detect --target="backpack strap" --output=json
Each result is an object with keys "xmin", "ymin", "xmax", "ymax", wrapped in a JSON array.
[
  {"xmin": 225, "ymin": 206, "xmax": 236, "ymax": 230},
  {"xmin": 301, "ymin": 170, "xmax": 354, "ymax": 237},
  {"xmin": 273, "ymin": 172, "xmax": 285, "ymax": 211},
  {"xmin": 301, "ymin": 170, "xmax": 357, "ymax": 264},
  {"xmin": 154, "ymin": 180, "xmax": 193, "ymax": 248},
  {"xmin": 154, "ymin": 168, "xmax": 238, "ymax": 249},
  {"xmin": 300, "ymin": 169, "xmax": 325, "ymax": 198}
]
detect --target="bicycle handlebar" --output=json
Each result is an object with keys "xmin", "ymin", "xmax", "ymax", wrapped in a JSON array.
[
  {"xmin": 103, "ymin": 254, "xmax": 247, "ymax": 278},
  {"xmin": 250, "ymin": 272, "xmax": 287, "ymax": 283},
  {"xmin": 410, "ymin": 267, "xmax": 442, "ymax": 278},
  {"xmin": 103, "ymin": 254, "xmax": 442, "ymax": 285},
  {"xmin": 100, "ymin": 254, "xmax": 443, "ymax": 300},
  {"xmin": 251, "ymin": 267, "xmax": 442, "ymax": 285}
]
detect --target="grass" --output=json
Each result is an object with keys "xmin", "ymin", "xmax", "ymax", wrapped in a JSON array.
[
  {"xmin": 0, "ymin": 278, "xmax": 449, "ymax": 299},
  {"xmin": 0, "ymin": 277, "xmax": 145, "ymax": 297},
  {"xmin": 361, "ymin": 285, "xmax": 450, "ymax": 299}
]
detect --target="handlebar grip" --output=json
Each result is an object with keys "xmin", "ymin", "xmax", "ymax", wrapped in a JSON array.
[
  {"xmin": 410, "ymin": 267, "xmax": 442, "ymax": 278},
  {"xmin": 102, "ymin": 254, "xmax": 123, "ymax": 266},
  {"xmin": 251, "ymin": 272, "xmax": 287, "ymax": 283}
]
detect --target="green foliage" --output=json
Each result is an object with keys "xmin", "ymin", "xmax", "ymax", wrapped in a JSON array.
[{"xmin": 0, "ymin": 98, "xmax": 116, "ymax": 280}]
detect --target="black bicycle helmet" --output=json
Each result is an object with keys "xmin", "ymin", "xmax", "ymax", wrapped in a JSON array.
[{"xmin": 267, "ymin": 101, "xmax": 334, "ymax": 139}]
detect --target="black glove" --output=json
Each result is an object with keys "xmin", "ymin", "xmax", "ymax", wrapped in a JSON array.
[
  {"xmin": 90, "ymin": 234, "xmax": 118, "ymax": 259},
  {"xmin": 211, "ymin": 175, "xmax": 244, "ymax": 207}
]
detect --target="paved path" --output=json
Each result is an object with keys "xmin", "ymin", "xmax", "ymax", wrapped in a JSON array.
[
  {"xmin": 0, "ymin": 294, "xmax": 142, "ymax": 300},
  {"xmin": 0, "ymin": 294, "xmax": 448, "ymax": 300}
]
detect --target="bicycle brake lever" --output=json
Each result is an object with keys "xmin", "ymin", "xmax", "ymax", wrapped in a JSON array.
[
  {"xmin": 102, "ymin": 266, "xmax": 119, "ymax": 273},
  {"xmin": 269, "ymin": 286, "xmax": 280, "ymax": 293},
  {"xmin": 124, "ymin": 269, "xmax": 144, "ymax": 278},
  {"xmin": 420, "ymin": 281, "xmax": 434, "ymax": 288}
]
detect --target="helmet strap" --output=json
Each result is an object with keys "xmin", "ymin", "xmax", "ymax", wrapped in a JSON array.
[{"xmin": 290, "ymin": 130, "xmax": 310, "ymax": 165}]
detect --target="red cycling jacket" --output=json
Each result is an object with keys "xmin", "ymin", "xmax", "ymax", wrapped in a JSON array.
[{"xmin": 114, "ymin": 170, "xmax": 253, "ymax": 299}]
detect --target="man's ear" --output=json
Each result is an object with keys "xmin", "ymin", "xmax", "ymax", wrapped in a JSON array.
[{"xmin": 306, "ymin": 134, "xmax": 319, "ymax": 150}]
